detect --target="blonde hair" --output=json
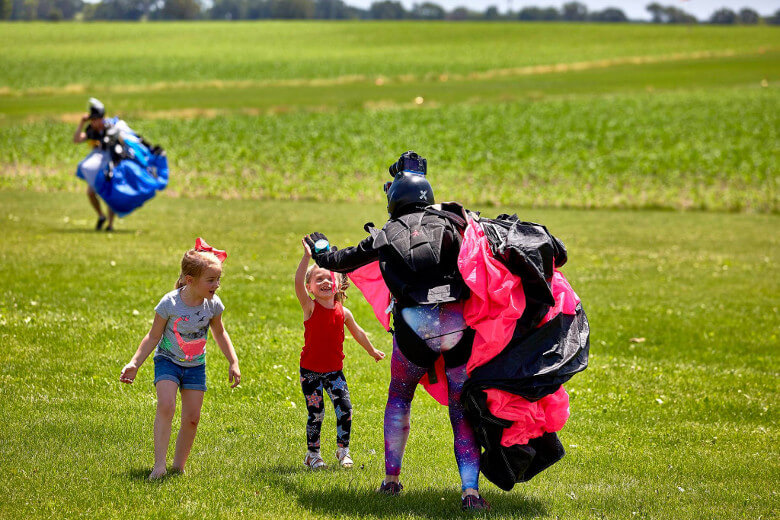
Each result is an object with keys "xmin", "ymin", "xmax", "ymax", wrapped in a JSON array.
[
  {"xmin": 305, "ymin": 264, "xmax": 349, "ymax": 303},
  {"xmin": 175, "ymin": 249, "xmax": 223, "ymax": 289}
]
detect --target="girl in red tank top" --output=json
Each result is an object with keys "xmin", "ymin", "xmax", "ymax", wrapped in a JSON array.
[{"xmin": 295, "ymin": 239, "xmax": 386, "ymax": 470}]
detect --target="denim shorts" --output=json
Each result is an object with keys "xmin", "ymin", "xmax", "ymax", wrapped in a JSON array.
[{"xmin": 154, "ymin": 356, "xmax": 207, "ymax": 391}]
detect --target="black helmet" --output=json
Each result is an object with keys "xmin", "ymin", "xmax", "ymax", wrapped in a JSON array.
[
  {"xmin": 386, "ymin": 172, "xmax": 434, "ymax": 217},
  {"xmin": 88, "ymin": 97, "xmax": 105, "ymax": 119}
]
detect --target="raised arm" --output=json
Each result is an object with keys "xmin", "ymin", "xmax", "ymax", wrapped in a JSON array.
[
  {"xmin": 120, "ymin": 313, "xmax": 167, "ymax": 383},
  {"xmin": 73, "ymin": 114, "xmax": 90, "ymax": 144},
  {"xmin": 210, "ymin": 313, "xmax": 241, "ymax": 388},
  {"xmin": 307, "ymin": 233, "xmax": 378, "ymax": 273},
  {"xmin": 296, "ymin": 238, "xmax": 315, "ymax": 319},
  {"xmin": 344, "ymin": 307, "xmax": 385, "ymax": 362}
]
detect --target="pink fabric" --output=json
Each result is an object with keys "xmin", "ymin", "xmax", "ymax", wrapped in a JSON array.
[
  {"xmin": 485, "ymin": 387, "xmax": 570, "ymax": 446},
  {"xmin": 457, "ymin": 218, "xmax": 527, "ymax": 375},
  {"xmin": 538, "ymin": 270, "xmax": 580, "ymax": 326},
  {"xmin": 347, "ymin": 261, "xmax": 392, "ymax": 331},
  {"xmin": 420, "ymin": 355, "xmax": 449, "ymax": 406},
  {"xmin": 457, "ymin": 218, "xmax": 580, "ymax": 446}
]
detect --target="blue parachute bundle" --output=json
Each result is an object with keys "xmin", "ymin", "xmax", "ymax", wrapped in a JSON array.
[
  {"xmin": 91, "ymin": 152, "xmax": 168, "ymax": 217},
  {"xmin": 76, "ymin": 118, "xmax": 168, "ymax": 217}
]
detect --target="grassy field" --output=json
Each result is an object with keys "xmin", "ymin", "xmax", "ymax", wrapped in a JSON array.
[
  {"xmin": 0, "ymin": 22, "xmax": 778, "ymax": 212},
  {"xmin": 0, "ymin": 23, "xmax": 777, "ymax": 90},
  {"xmin": 0, "ymin": 191, "xmax": 777, "ymax": 519},
  {"xmin": 1, "ymin": 21, "xmax": 778, "ymax": 518},
  {"xmin": 3, "ymin": 87, "xmax": 777, "ymax": 211}
]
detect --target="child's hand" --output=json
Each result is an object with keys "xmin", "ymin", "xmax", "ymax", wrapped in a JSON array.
[
  {"xmin": 301, "ymin": 237, "xmax": 312, "ymax": 258},
  {"xmin": 228, "ymin": 363, "xmax": 241, "ymax": 388},
  {"xmin": 120, "ymin": 362, "xmax": 138, "ymax": 384},
  {"xmin": 370, "ymin": 349, "xmax": 386, "ymax": 362}
]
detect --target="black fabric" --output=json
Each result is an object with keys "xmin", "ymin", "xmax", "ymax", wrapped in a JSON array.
[
  {"xmin": 463, "ymin": 388, "xmax": 565, "ymax": 490},
  {"xmin": 457, "ymin": 215, "xmax": 588, "ymax": 491},
  {"xmin": 461, "ymin": 303, "xmax": 587, "ymax": 490},
  {"xmin": 521, "ymin": 432, "xmax": 566, "ymax": 482},
  {"xmin": 84, "ymin": 122, "xmax": 108, "ymax": 149},
  {"xmin": 314, "ymin": 235, "xmax": 378, "ymax": 273},
  {"xmin": 480, "ymin": 214, "xmax": 567, "ymax": 307},
  {"xmin": 464, "ymin": 303, "xmax": 590, "ymax": 401}
]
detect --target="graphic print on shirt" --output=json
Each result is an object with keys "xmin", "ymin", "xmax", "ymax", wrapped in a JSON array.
[{"xmin": 173, "ymin": 316, "xmax": 207, "ymax": 362}]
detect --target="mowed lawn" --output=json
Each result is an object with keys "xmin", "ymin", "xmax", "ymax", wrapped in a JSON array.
[{"xmin": 0, "ymin": 191, "xmax": 777, "ymax": 519}]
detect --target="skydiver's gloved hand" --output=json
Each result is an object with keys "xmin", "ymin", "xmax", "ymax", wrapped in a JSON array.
[{"xmin": 304, "ymin": 232, "xmax": 337, "ymax": 263}]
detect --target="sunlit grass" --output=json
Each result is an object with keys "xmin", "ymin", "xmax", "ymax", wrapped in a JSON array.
[
  {"xmin": 0, "ymin": 191, "xmax": 777, "ymax": 518},
  {"xmin": 2, "ymin": 87, "xmax": 777, "ymax": 212},
  {"xmin": 0, "ymin": 22, "xmax": 776, "ymax": 90}
]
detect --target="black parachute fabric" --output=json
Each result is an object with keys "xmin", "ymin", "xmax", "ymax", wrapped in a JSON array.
[
  {"xmin": 463, "ymin": 390, "xmax": 567, "ymax": 491},
  {"xmin": 461, "ymin": 214, "xmax": 590, "ymax": 490}
]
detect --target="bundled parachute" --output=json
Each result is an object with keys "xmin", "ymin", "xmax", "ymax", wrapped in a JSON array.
[{"xmin": 76, "ymin": 117, "xmax": 168, "ymax": 217}]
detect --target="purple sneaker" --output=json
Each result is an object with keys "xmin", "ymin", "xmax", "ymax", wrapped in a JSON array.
[
  {"xmin": 377, "ymin": 480, "xmax": 403, "ymax": 495},
  {"xmin": 461, "ymin": 494, "xmax": 491, "ymax": 511}
]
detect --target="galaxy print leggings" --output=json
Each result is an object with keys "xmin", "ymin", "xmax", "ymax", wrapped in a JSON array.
[
  {"xmin": 300, "ymin": 368, "xmax": 352, "ymax": 450},
  {"xmin": 384, "ymin": 339, "xmax": 481, "ymax": 491}
]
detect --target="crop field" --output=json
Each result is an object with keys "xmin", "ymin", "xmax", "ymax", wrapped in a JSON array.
[
  {"xmin": 0, "ymin": 23, "xmax": 777, "ymax": 89},
  {"xmin": 0, "ymin": 21, "xmax": 778, "ymax": 520},
  {"xmin": 0, "ymin": 22, "xmax": 778, "ymax": 211}
]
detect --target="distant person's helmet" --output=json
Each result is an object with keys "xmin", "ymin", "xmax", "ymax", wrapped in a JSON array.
[{"xmin": 88, "ymin": 97, "xmax": 105, "ymax": 119}]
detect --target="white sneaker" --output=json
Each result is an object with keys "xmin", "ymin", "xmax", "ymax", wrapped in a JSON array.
[
  {"xmin": 335, "ymin": 447, "xmax": 353, "ymax": 468},
  {"xmin": 303, "ymin": 450, "xmax": 326, "ymax": 470}
]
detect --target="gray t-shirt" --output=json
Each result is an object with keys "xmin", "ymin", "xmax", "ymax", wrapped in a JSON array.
[{"xmin": 154, "ymin": 288, "xmax": 225, "ymax": 367}]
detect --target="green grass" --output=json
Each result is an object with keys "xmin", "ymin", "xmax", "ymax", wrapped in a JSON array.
[
  {"xmin": 2, "ymin": 48, "xmax": 778, "ymax": 119},
  {"xmin": 1, "ymin": 20, "xmax": 778, "ymax": 519},
  {"xmin": 1, "ymin": 22, "xmax": 778, "ymax": 212},
  {"xmin": 3, "ymin": 87, "xmax": 777, "ymax": 211},
  {"xmin": 0, "ymin": 191, "xmax": 778, "ymax": 519},
  {"xmin": 0, "ymin": 22, "xmax": 777, "ymax": 90}
]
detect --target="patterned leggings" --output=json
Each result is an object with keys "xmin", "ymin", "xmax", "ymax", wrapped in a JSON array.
[
  {"xmin": 300, "ymin": 367, "xmax": 352, "ymax": 451},
  {"xmin": 384, "ymin": 338, "xmax": 481, "ymax": 491}
]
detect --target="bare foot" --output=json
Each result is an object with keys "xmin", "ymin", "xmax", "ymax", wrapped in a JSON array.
[
  {"xmin": 169, "ymin": 466, "xmax": 185, "ymax": 476},
  {"xmin": 148, "ymin": 466, "xmax": 167, "ymax": 480}
]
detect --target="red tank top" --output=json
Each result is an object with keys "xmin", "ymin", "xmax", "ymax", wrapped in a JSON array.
[{"xmin": 300, "ymin": 301, "xmax": 345, "ymax": 372}]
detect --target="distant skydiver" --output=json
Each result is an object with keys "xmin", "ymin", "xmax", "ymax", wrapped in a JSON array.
[
  {"xmin": 73, "ymin": 98, "xmax": 168, "ymax": 231},
  {"xmin": 306, "ymin": 151, "xmax": 589, "ymax": 510}
]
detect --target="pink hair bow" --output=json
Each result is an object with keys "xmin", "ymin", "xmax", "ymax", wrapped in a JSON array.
[{"xmin": 195, "ymin": 237, "xmax": 227, "ymax": 263}]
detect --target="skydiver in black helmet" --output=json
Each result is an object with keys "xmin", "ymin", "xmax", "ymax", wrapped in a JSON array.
[{"xmin": 305, "ymin": 151, "xmax": 489, "ymax": 511}]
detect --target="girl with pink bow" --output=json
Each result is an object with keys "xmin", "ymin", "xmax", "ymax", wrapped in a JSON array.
[{"xmin": 120, "ymin": 238, "xmax": 241, "ymax": 480}]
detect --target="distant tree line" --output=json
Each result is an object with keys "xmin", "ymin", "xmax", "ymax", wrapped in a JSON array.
[{"xmin": 1, "ymin": 0, "xmax": 779, "ymax": 25}]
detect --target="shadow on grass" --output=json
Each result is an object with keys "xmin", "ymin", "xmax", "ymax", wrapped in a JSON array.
[
  {"xmin": 259, "ymin": 464, "xmax": 547, "ymax": 518},
  {"xmin": 127, "ymin": 467, "xmax": 152, "ymax": 481},
  {"xmin": 125, "ymin": 466, "xmax": 186, "ymax": 482}
]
